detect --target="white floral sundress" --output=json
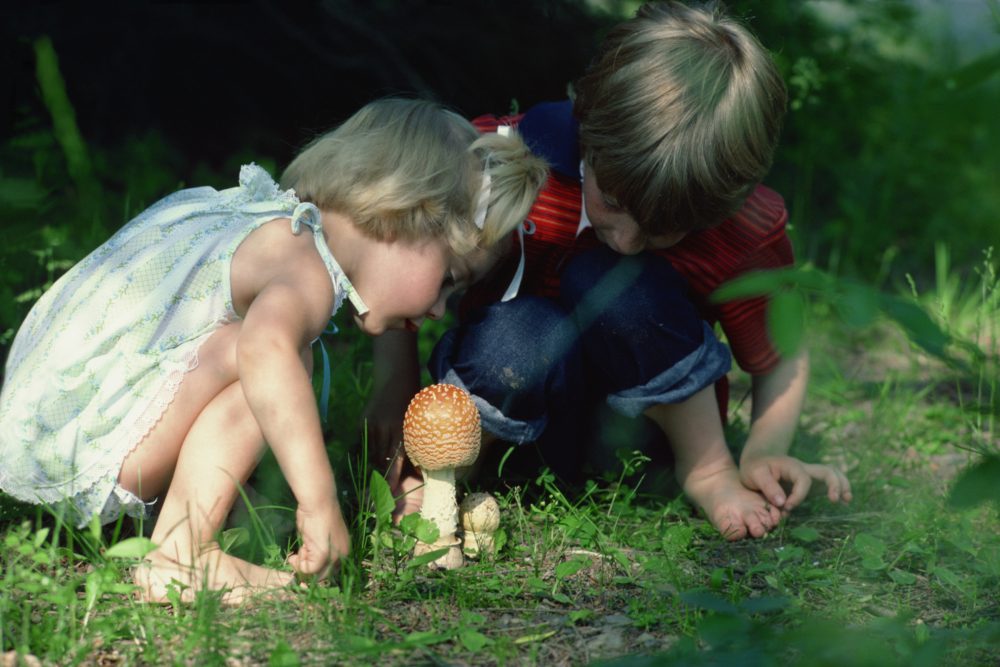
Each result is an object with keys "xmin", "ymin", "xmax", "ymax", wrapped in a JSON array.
[{"xmin": 0, "ymin": 164, "xmax": 347, "ymax": 526}]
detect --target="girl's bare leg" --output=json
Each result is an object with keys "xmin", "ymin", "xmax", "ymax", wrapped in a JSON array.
[
  {"xmin": 136, "ymin": 380, "xmax": 293, "ymax": 603},
  {"xmin": 119, "ymin": 323, "xmax": 296, "ymax": 602}
]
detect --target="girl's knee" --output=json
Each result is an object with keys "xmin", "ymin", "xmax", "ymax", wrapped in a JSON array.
[{"xmin": 198, "ymin": 322, "xmax": 243, "ymax": 382}]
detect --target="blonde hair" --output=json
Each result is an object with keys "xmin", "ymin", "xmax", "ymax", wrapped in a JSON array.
[
  {"xmin": 280, "ymin": 98, "xmax": 547, "ymax": 256},
  {"xmin": 574, "ymin": 1, "xmax": 787, "ymax": 234}
]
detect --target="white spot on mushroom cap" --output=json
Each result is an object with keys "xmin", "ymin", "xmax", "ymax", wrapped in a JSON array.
[{"xmin": 403, "ymin": 384, "xmax": 481, "ymax": 470}]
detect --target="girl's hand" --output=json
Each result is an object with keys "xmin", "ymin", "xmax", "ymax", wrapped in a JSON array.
[
  {"xmin": 287, "ymin": 502, "xmax": 351, "ymax": 580},
  {"xmin": 739, "ymin": 455, "xmax": 852, "ymax": 512}
]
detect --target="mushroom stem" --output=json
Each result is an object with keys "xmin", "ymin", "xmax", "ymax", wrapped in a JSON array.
[{"xmin": 419, "ymin": 467, "xmax": 458, "ymax": 543}]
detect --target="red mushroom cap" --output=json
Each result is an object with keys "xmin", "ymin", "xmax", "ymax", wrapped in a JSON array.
[{"xmin": 403, "ymin": 384, "xmax": 481, "ymax": 470}]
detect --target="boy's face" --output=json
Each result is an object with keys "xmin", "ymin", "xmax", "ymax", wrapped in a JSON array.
[{"xmin": 582, "ymin": 164, "xmax": 686, "ymax": 255}]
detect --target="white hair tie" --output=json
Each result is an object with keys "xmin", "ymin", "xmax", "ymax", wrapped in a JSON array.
[
  {"xmin": 472, "ymin": 126, "xmax": 512, "ymax": 230},
  {"xmin": 473, "ymin": 171, "xmax": 491, "ymax": 230}
]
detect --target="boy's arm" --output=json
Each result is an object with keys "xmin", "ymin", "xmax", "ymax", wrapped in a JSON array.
[
  {"xmin": 739, "ymin": 349, "xmax": 852, "ymax": 509},
  {"xmin": 365, "ymin": 329, "xmax": 421, "ymax": 492}
]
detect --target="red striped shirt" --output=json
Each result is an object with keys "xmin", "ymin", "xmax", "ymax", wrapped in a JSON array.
[{"xmin": 469, "ymin": 114, "xmax": 793, "ymax": 375}]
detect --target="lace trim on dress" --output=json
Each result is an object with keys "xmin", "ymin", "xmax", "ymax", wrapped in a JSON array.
[{"xmin": 238, "ymin": 163, "xmax": 299, "ymax": 207}]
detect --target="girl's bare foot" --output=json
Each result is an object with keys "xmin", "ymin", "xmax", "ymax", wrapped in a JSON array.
[
  {"xmin": 133, "ymin": 543, "xmax": 294, "ymax": 604},
  {"xmin": 682, "ymin": 466, "xmax": 782, "ymax": 540}
]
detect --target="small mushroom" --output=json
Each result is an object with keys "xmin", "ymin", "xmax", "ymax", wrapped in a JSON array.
[
  {"xmin": 403, "ymin": 384, "xmax": 481, "ymax": 569},
  {"xmin": 459, "ymin": 492, "xmax": 500, "ymax": 558}
]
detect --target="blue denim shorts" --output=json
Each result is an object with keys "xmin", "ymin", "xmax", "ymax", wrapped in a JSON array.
[{"xmin": 430, "ymin": 246, "xmax": 731, "ymax": 446}]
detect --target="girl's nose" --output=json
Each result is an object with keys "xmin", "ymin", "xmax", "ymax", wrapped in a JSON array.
[{"xmin": 426, "ymin": 295, "xmax": 448, "ymax": 320}]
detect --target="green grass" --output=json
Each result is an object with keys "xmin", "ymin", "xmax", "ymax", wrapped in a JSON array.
[{"xmin": 1, "ymin": 279, "xmax": 997, "ymax": 666}]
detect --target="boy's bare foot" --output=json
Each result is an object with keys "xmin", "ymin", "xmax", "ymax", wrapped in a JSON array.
[
  {"xmin": 683, "ymin": 466, "xmax": 783, "ymax": 540},
  {"xmin": 133, "ymin": 543, "xmax": 294, "ymax": 604},
  {"xmin": 392, "ymin": 473, "xmax": 424, "ymax": 524}
]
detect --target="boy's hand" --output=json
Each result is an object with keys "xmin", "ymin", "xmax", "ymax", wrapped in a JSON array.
[
  {"xmin": 363, "ymin": 382, "xmax": 413, "ymax": 493},
  {"xmin": 287, "ymin": 502, "xmax": 352, "ymax": 580},
  {"xmin": 739, "ymin": 455, "xmax": 852, "ymax": 512}
]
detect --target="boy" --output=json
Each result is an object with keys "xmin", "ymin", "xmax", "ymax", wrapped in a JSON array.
[{"xmin": 370, "ymin": 1, "xmax": 851, "ymax": 539}]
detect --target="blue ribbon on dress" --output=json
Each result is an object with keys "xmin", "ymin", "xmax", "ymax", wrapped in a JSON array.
[{"xmin": 316, "ymin": 320, "xmax": 339, "ymax": 426}]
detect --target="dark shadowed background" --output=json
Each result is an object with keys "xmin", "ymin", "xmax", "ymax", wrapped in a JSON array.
[{"xmin": 1, "ymin": 1, "xmax": 608, "ymax": 176}]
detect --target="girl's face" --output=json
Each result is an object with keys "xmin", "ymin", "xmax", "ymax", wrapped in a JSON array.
[
  {"xmin": 350, "ymin": 238, "xmax": 500, "ymax": 336},
  {"xmin": 582, "ymin": 163, "xmax": 686, "ymax": 255}
]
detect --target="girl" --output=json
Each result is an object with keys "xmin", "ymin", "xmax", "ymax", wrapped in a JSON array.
[{"xmin": 0, "ymin": 98, "xmax": 547, "ymax": 602}]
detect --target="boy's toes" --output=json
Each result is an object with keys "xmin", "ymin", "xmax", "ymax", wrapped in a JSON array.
[{"xmin": 716, "ymin": 512, "xmax": 748, "ymax": 541}]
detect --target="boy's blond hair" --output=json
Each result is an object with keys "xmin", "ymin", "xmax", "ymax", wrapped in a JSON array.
[
  {"xmin": 281, "ymin": 98, "xmax": 547, "ymax": 256},
  {"xmin": 574, "ymin": 1, "xmax": 787, "ymax": 234}
]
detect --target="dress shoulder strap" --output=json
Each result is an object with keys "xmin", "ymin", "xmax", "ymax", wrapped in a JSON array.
[{"xmin": 289, "ymin": 202, "xmax": 368, "ymax": 316}]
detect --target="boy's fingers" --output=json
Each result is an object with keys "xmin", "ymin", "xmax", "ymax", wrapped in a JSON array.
[
  {"xmin": 840, "ymin": 473, "xmax": 853, "ymax": 503},
  {"xmin": 783, "ymin": 468, "xmax": 812, "ymax": 509},
  {"xmin": 803, "ymin": 464, "xmax": 842, "ymax": 503},
  {"xmin": 753, "ymin": 470, "xmax": 788, "ymax": 508},
  {"xmin": 384, "ymin": 455, "xmax": 404, "ymax": 492}
]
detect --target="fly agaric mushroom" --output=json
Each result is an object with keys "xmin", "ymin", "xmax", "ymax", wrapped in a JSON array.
[
  {"xmin": 403, "ymin": 383, "xmax": 481, "ymax": 569},
  {"xmin": 459, "ymin": 492, "xmax": 500, "ymax": 558}
]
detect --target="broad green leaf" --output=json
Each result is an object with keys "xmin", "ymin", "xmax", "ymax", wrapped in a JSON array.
[
  {"xmin": 712, "ymin": 266, "xmax": 832, "ymax": 303},
  {"xmin": 407, "ymin": 547, "xmax": 450, "ymax": 570},
  {"xmin": 766, "ymin": 289, "xmax": 806, "ymax": 357},
  {"xmin": 494, "ymin": 527, "xmax": 508, "ymax": 554},
  {"xmin": 32, "ymin": 527, "xmax": 50, "ymax": 548},
  {"xmin": 948, "ymin": 455, "xmax": 1000, "ymax": 508},
  {"xmin": 933, "ymin": 566, "xmax": 962, "ymax": 590},
  {"xmin": 836, "ymin": 280, "xmax": 879, "ymax": 328},
  {"xmin": 554, "ymin": 557, "xmax": 588, "ymax": 579},
  {"xmin": 878, "ymin": 294, "xmax": 951, "ymax": 358},
  {"xmin": 776, "ymin": 545, "xmax": 807, "ymax": 563},
  {"xmin": 404, "ymin": 630, "xmax": 449, "ymax": 646},
  {"xmin": 853, "ymin": 533, "xmax": 887, "ymax": 556},
  {"xmin": 369, "ymin": 470, "xmax": 395, "ymax": 527},
  {"xmin": 711, "ymin": 269, "xmax": 789, "ymax": 302},
  {"xmin": 399, "ymin": 513, "xmax": 439, "ymax": 544},
  {"xmin": 104, "ymin": 537, "xmax": 157, "ymax": 559},
  {"xmin": 790, "ymin": 526, "xmax": 820, "ymax": 543},
  {"xmin": 458, "ymin": 627, "xmax": 490, "ymax": 652},
  {"xmin": 268, "ymin": 641, "xmax": 300, "ymax": 667},
  {"xmin": 861, "ymin": 555, "xmax": 887, "ymax": 571},
  {"xmin": 888, "ymin": 569, "xmax": 917, "ymax": 585}
]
